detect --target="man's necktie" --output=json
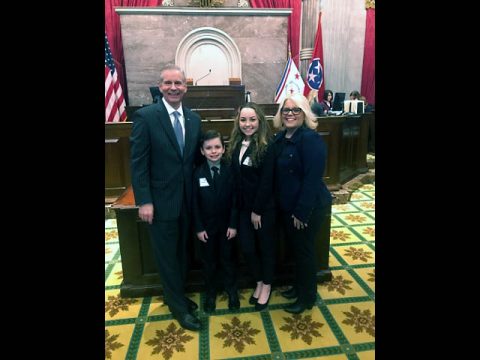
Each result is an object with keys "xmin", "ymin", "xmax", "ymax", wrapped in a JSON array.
[
  {"xmin": 211, "ymin": 166, "xmax": 219, "ymax": 191},
  {"xmin": 172, "ymin": 111, "xmax": 184, "ymax": 155}
]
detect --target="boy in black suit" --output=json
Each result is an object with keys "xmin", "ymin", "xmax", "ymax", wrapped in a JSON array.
[{"xmin": 192, "ymin": 130, "xmax": 240, "ymax": 313}]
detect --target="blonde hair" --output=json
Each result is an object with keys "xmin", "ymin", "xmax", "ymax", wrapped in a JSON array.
[
  {"xmin": 272, "ymin": 93, "xmax": 318, "ymax": 130},
  {"xmin": 307, "ymin": 89, "xmax": 318, "ymax": 105}
]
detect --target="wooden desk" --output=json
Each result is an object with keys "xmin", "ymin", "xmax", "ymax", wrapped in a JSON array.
[
  {"xmin": 364, "ymin": 112, "xmax": 375, "ymax": 153},
  {"xmin": 112, "ymin": 186, "xmax": 331, "ymax": 298},
  {"xmin": 105, "ymin": 114, "xmax": 369, "ymax": 198},
  {"xmin": 188, "ymin": 103, "xmax": 278, "ymax": 119},
  {"xmin": 105, "ymin": 122, "xmax": 132, "ymax": 200},
  {"xmin": 183, "ymin": 85, "xmax": 245, "ymax": 111}
]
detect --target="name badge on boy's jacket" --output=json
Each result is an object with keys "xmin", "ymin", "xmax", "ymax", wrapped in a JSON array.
[{"xmin": 199, "ymin": 178, "xmax": 210, "ymax": 187}]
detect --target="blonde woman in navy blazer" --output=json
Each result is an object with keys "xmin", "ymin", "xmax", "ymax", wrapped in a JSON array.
[
  {"xmin": 227, "ymin": 103, "xmax": 276, "ymax": 311},
  {"xmin": 130, "ymin": 64, "xmax": 202, "ymax": 331},
  {"xmin": 272, "ymin": 93, "xmax": 333, "ymax": 314}
]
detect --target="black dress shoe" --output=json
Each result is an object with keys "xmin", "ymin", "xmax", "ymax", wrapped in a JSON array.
[
  {"xmin": 249, "ymin": 293, "xmax": 258, "ymax": 305},
  {"xmin": 284, "ymin": 301, "xmax": 314, "ymax": 314},
  {"xmin": 185, "ymin": 297, "xmax": 198, "ymax": 313},
  {"xmin": 255, "ymin": 288, "xmax": 272, "ymax": 311},
  {"xmin": 204, "ymin": 296, "xmax": 216, "ymax": 313},
  {"xmin": 174, "ymin": 313, "xmax": 201, "ymax": 331},
  {"xmin": 317, "ymin": 270, "xmax": 333, "ymax": 284},
  {"xmin": 280, "ymin": 287, "xmax": 298, "ymax": 300},
  {"xmin": 227, "ymin": 291, "xmax": 240, "ymax": 310}
]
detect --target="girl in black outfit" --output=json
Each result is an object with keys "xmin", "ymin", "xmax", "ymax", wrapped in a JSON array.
[{"xmin": 227, "ymin": 103, "xmax": 276, "ymax": 311}]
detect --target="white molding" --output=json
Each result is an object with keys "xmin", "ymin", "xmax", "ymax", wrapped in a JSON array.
[
  {"xmin": 176, "ymin": 27, "xmax": 242, "ymax": 81},
  {"xmin": 115, "ymin": 7, "xmax": 291, "ymax": 16}
]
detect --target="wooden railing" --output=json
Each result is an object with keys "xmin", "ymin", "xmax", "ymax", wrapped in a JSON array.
[{"xmin": 105, "ymin": 110, "xmax": 371, "ymax": 199}]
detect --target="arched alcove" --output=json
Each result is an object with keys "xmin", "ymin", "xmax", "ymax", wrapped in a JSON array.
[{"xmin": 176, "ymin": 27, "xmax": 242, "ymax": 85}]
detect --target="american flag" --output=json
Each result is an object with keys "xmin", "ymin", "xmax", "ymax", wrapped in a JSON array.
[{"xmin": 105, "ymin": 32, "xmax": 127, "ymax": 122}]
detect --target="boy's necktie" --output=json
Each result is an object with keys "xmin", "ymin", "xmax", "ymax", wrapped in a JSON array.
[{"xmin": 211, "ymin": 166, "xmax": 219, "ymax": 191}]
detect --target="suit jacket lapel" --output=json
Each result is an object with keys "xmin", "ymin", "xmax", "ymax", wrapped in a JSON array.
[
  {"xmin": 241, "ymin": 146, "xmax": 252, "ymax": 165},
  {"xmin": 183, "ymin": 107, "xmax": 194, "ymax": 158},
  {"xmin": 215, "ymin": 162, "xmax": 227, "ymax": 194},
  {"xmin": 202, "ymin": 162, "xmax": 214, "ymax": 185},
  {"xmin": 232, "ymin": 144, "xmax": 242, "ymax": 167}
]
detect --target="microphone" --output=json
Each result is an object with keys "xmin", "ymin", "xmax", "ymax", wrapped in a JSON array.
[{"xmin": 195, "ymin": 69, "xmax": 211, "ymax": 85}]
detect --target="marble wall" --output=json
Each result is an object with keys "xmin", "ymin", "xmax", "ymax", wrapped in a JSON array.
[
  {"xmin": 321, "ymin": 0, "xmax": 367, "ymax": 98},
  {"xmin": 118, "ymin": 9, "xmax": 288, "ymax": 106}
]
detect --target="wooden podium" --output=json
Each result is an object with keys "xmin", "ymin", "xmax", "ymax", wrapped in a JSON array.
[
  {"xmin": 112, "ymin": 186, "xmax": 332, "ymax": 298},
  {"xmin": 183, "ymin": 85, "xmax": 245, "ymax": 119}
]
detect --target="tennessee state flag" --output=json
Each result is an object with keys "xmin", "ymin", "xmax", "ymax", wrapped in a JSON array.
[
  {"xmin": 304, "ymin": 12, "xmax": 325, "ymax": 101},
  {"xmin": 274, "ymin": 57, "xmax": 305, "ymax": 104}
]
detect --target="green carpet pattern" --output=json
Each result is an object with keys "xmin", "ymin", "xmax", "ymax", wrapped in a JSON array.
[{"xmin": 105, "ymin": 183, "xmax": 375, "ymax": 359}]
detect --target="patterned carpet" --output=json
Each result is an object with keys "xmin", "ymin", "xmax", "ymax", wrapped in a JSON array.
[{"xmin": 105, "ymin": 183, "xmax": 375, "ymax": 359}]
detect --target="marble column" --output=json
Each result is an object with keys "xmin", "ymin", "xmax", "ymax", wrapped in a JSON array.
[{"xmin": 299, "ymin": 0, "xmax": 319, "ymax": 77}]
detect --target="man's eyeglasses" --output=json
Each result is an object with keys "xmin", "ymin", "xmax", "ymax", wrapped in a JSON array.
[{"xmin": 281, "ymin": 107, "xmax": 302, "ymax": 115}]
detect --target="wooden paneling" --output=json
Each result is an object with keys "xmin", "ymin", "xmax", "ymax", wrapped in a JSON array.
[
  {"xmin": 201, "ymin": 119, "xmax": 235, "ymax": 141},
  {"xmin": 112, "ymin": 187, "xmax": 331, "ymax": 298},
  {"xmin": 337, "ymin": 115, "xmax": 368, "ymax": 184},
  {"xmin": 183, "ymin": 85, "xmax": 245, "ymax": 111},
  {"xmin": 105, "ymin": 122, "xmax": 132, "ymax": 199},
  {"xmin": 105, "ymin": 113, "xmax": 369, "ymax": 198},
  {"xmin": 194, "ymin": 103, "xmax": 279, "ymax": 119},
  {"xmin": 258, "ymin": 103, "xmax": 280, "ymax": 116},
  {"xmin": 194, "ymin": 108, "xmax": 237, "ymax": 119},
  {"xmin": 316, "ymin": 118, "xmax": 340, "ymax": 190},
  {"xmin": 319, "ymin": 115, "xmax": 368, "ymax": 189},
  {"xmin": 365, "ymin": 112, "xmax": 375, "ymax": 153}
]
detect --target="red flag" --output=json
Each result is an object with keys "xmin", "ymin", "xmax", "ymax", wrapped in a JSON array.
[
  {"xmin": 105, "ymin": 32, "xmax": 127, "ymax": 123},
  {"xmin": 304, "ymin": 13, "xmax": 325, "ymax": 101}
]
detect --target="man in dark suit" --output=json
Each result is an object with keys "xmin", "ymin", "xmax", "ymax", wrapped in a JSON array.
[{"xmin": 130, "ymin": 64, "xmax": 202, "ymax": 331}]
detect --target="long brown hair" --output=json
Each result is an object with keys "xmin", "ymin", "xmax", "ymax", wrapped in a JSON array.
[{"xmin": 227, "ymin": 102, "xmax": 272, "ymax": 167}]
